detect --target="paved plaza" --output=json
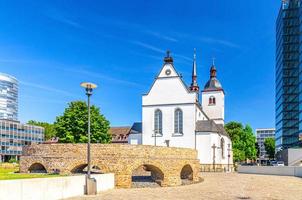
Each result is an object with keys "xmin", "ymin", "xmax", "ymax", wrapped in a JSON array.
[{"xmin": 71, "ymin": 172, "xmax": 302, "ymax": 200}]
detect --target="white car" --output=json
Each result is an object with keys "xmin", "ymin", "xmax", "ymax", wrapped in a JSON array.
[{"xmin": 272, "ymin": 161, "xmax": 284, "ymax": 166}]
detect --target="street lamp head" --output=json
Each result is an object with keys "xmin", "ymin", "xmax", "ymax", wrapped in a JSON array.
[
  {"xmin": 80, "ymin": 82, "xmax": 97, "ymax": 96},
  {"xmin": 80, "ymin": 82, "xmax": 97, "ymax": 89}
]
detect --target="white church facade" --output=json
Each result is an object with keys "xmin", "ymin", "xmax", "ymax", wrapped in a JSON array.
[{"xmin": 128, "ymin": 50, "xmax": 233, "ymax": 171}]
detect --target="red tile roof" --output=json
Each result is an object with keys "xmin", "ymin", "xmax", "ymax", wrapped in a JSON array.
[{"xmin": 110, "ymin": 126, "xmax": 131, "ymax": 143}]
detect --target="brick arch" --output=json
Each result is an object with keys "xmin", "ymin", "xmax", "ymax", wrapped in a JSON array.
[
  {"xmin": 180, "ymin": 164, "xmax": 193, "ymax": 180},
  {"xmin": 69, "ymin": 161, "xmax": 110, "ymax": 174},
  {"xmin": 131, "ymin": 162, "xmax": 165, "ymax": 186},
  {"xmin": 28, "ymin": 162, "xmax": 47, "ymax": 173}
]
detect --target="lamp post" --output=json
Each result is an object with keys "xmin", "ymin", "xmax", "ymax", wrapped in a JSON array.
[
  {"xmin": 227, "ymin": 143, "xmax": 231, "ymax": 172},
  {"xmin": 211, "ymin": 144, "xmax": 216, "ymax": 172},
  {"xmin": 80, "ymin": 82, "xmax": 97, "ymax": 195}
]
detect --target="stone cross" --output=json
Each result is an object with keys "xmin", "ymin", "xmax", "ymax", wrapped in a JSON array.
[{"xmin": 212, "ymin": 144, "xmax": 217, "ymax": 171}]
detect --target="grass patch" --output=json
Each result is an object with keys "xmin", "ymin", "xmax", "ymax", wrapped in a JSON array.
[{"xmin": 0, "ymin": 163, "xmax": 63, "ymax": 180}]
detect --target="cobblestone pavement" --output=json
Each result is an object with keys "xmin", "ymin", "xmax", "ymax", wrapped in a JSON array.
[{"xmin": 70, "ymin": 173, "xmax": 302, "ymax": 200}]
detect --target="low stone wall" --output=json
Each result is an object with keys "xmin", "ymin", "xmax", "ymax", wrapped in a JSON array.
[
  {"xmin": 238, "ymin": 166, "xmax": 302, "ymax": 177},
  {"xmin": 20, "ymin": 144, "xmax": 200, "ymax": 188},
  {"xmin": 0, "ymin": 173, "xmax": 114, "ymax": 200}
]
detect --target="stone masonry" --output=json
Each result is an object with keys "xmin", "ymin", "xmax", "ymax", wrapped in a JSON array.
[{"xmin": 19, "ymin": 144, "xmax": 201, "ymax": 188}]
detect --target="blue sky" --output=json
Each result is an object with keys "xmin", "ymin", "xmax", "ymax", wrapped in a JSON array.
[{"xmin": 0, "ymin": 0, "xmax": 279, "ymax": 130}]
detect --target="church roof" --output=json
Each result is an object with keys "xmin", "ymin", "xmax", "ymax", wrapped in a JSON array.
[
  {"xmin": 204, "ymin": 78, "xmax": 223, "ymax": 91},
  {"xmin": 203, "ymin": 64, "xmax": 224, "ymax": 92},
  {"xmin": 143, "ymin": 50, "xmax": 197, "ymax": 96},
  {"xmin": 195, "ymin": 120, "xmax": 229, "ymax": 138},
  {"xmin": 130, "ymin": 122, "xmax": 142, "ymax": 134},
  {"xmin": 110, "ymin": 126, "xmax": 132, "ymax": 143}
]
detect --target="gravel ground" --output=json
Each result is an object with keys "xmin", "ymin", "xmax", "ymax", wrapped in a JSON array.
[{"xmin": 69, "ymin": 173, "xmax": 302, "ymax": 200}]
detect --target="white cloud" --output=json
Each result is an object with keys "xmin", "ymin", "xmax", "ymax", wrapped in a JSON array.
[
  {"xmin": 20, "ymin": 81, "xmax": 76, "ymax": 97},
  {"xmin": 198, "ymin": 37, "xmax": 240, "ymax": 49},
  {"xmin": 65, "ymin": 68, "xmax": 143, "ymax": 88}
]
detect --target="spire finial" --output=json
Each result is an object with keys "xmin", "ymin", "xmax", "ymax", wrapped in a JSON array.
[
  {"xmin": 190, "ymin": 48, "xmax": 199, "ymax": 92},
  {"xmin": 164, "ymin": 50, "xmax": 173, "ymax": 63},
  {"xmin": 210, "ymin": 57, "xmax": 217, "ymax": 78},
  {"xmin": 194, "ymin": 48, "xmax": 196, "ymax": 60},
  {"xmin": 167, "ymin": 50, "xmax": 170, "ymax": 57}
]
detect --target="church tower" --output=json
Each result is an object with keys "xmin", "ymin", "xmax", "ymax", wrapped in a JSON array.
[
  {"xmin": 201, "ymin": 60, "xmax": 225, "ymax": 125},
  {"xmin": 190, "ymin": 49, "xmax": 199, "ymax": 92}
]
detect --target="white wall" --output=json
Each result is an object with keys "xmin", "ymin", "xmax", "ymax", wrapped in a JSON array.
[
  {"xmin": 238, "ymin": 166, "xmax": 302, "ymax": 177},
  {"xmin": 201, "ymin": 90, "xmax": 224, "ymax": 125},
  {"xmin": 142, "ymin": 104, "xmax": 196, "ymax": 148},
  {"xmin": 0, "ymin": 173, "xmax": 114, "ymax": 200},
  {"xmin": 128, "ymin": 133, "xmax": 142, "ymax": 145},
  {"xmin": 143, "ymin": 77, "xmax": 196, "ymax": 106},
  {"xmin": 196, "ymin": 132, "xmax": 212, "ymax": 163},
  {"xmin": 196, "ymin": 133, "xmax": 232, "ymax": 165},
  {"xmin": 288, "ymin": 148, "xmax": 302, "ymax": 166}
]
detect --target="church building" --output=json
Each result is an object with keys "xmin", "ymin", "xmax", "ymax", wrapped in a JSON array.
[{"xmin": 128, "ymin": 50, "xmax": 233, "ymax": 171}]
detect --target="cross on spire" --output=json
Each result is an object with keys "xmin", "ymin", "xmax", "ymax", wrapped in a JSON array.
[
  {"xmin": 212, "ymin": 57, "xmax": 216, "ymax": 66},
  {"xmin": 166, "ymin": 50, "xmax": 170, "ymax": 58},
  {"xmin": 164, "ymin": 50, "xmax": 173, "ymax": 63}
]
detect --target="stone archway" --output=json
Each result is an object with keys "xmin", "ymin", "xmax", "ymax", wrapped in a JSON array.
[
  {"xmin": 70, "ymin": 163, "xmax": 107, "ymax": 174},
  {"xmin": 180, "ymin": 164, "xmax": 193, "ymax": 181},
  {"xmin": 20, "ymin": 144, "xmax": 201, "ymax": 188},
  {"xmin": 28, "ymin": 163, "xmax": 47, "ymax": 173},
  {"xmin": 71, "ymin": 164, "xmax": 87, "ymax": 174},
  {"xmin": 132, "ymin": 164, "xmax": 164, "ymax": 187}
]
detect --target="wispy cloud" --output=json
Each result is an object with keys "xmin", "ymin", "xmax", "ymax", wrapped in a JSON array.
[
  {"xmin": 65, "ymin": 68, "xmax": 143, "ymax": 88},
  {"xmin": 143, "ymin": 30, "xmax": 178, "ymax": 42},
  {"xmin": 130, "ymin": 41, "xmax": 166, "ymax": 54},
  {"xmin": 198, "ymin": 37, "xmax": 240, "ymax": 49},
  {"xmin": 20, "ymin": 81, "xmax": 76, "ymax": 97},
  {"xmin": 20, "ymin": 94, "xmax": 68, "ymax": 104},
  {"xmin": 174, "ymin": 53, "xmax": 191, "ymax": 62},
  {"xmin": 130, "ymin": 41, "xmax": 192, "ymax": 64},
  {"xmin": 44, "ymin": 8, "xmax": 83, "ymax": 29}
]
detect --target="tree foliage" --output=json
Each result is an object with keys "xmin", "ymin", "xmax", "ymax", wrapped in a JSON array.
[
  {"xmin": 27, "ymin": 120, "xmax": 56, "ymax": 140},
  {"xmin": 225, "ymin": 121, "xmax": 257, "ymax": 162},
  {"xmin": 255, "ymin": 142, "xmax": 260, "ymax": 158},
  {"xmin": 264, "ymin": 138, "xmax": 275, "ymax": 159},
  {"xmin": 54, "ymin": 101, "xmax": 111, "ymax": 143}
]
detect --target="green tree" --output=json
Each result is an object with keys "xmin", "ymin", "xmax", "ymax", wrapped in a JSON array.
[
  {"xmin": 225, "ymin": 122, "xmax": 257, "ymax": 162},
  {"xmin": 264, "ymin": 138, "xmax": 275, "ymax": 159},
  {"xmin": 27, "ymin": 120, "xmax": 56, "ymax": 140},
  {"xmin": 255, "ymin": 142, "xmax": 260, "ymax": 158},
  {"xmin": 54, "ymin": 101, "xmax": 111, "ymax": 143}
]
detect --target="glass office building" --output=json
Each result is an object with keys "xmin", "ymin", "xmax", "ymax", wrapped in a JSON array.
[
  {"xmin": 276, "ymin": 0, "xmax": 302, "ymax": 150},
  {"xmin": 0, "ymin": 119, "xmax": 44, "ymax": 161},
  {"xmin": 256, "ymin": 128, "xmax": 276, "ymax": 162},
  {"xmin": 0, "ymin": 73, "xmax": 44, "ymax": 162},
  {"xmin": 0, "ymin": 73, "xmax": 18, "ymax": 120}
]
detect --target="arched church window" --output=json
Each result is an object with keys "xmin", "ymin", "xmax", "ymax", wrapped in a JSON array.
[
  {"xmin": 154, "ymin": 109, "xmax": 162, "ymax": 135},
  {"xmin": 174, "ymin": 108, "xmax": 183, "ymax": 134},
  {"xmin": 209, "ymin": 96, "xmax": 216, "ymax": 105},
  {"xmin": 221, "ymin": 138, "xmax": 225, "ymax": 158}
]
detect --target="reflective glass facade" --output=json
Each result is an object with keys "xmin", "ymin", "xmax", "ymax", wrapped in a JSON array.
[
  {"xmin": 0, "ymin": 73, "xmax": 18, "ymax": 120},
  {"xmin": 0, "ymin": 119, "xmax": 44, "ymax": 161},
  {"xmin": 276, "ymin": 0, "xmax": 302, "ymax": 150}
]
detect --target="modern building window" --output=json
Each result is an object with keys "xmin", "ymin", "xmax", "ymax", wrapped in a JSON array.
[
  {"xmin": 154, "ymin": 109, "xmax": 162, "ymax": 135},
  {"xmin": 221, "ymin": 138, "xmax": 225, "ymax": 158},
  {"xmin": 209, "ymin": 96, "xmax": 216, "ymax": 105},
  {"xmin": 174, "ymin": 108, "xmax": 183, "ymax": 134},
  {"xmin": 275, "ymin": 0, "xmax": 302, "ymax": 149}
]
